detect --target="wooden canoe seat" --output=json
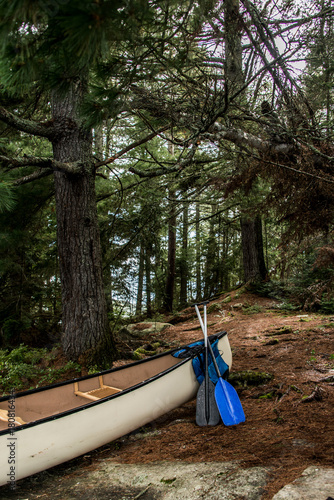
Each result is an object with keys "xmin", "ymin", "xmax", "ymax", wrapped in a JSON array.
[
  {"xmin": 74, "ymin": 375, "xmax": 121, "ymax": 401},
  {"xmin": 0, "ymin": 409, "xmax": 26, "ymax": 426}
]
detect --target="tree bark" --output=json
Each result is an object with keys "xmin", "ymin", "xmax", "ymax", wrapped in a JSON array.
[
  {"xmin": 179, "ymin": 199, "xmax": 189, "ymax": 309},
  {"xmin": 136, "ymin": 242, "xmax": 145, "ymax": 316},
  {"xmin": 225, "ymin": 0, "xmax": 268, "ymax": 287},
  {"xmin": 195, "ymin": 204, "xmax": 202, "ymax": 301},
  {"xmin": 163, "ymin": 189, "xmax": 176, "ymax": 312},
  {"xmin": 203, "ymin": 205, "xmax": 218, "ymax": 298},
  {"xmin": 145, "ymin": 250, "xmax": 152, "ymax": 317},
  {"xmin": 219, "ymin": 213, "xmax": 230, "ymax": 291},
  {"xmin": 240, "ymin": 216, "xmax": 267, "ymax": 282},
  {"xmin": 51, "ymin": 81, "xmax": 116, "ymax": 365},
  {"xmin": 224, "ymin": 0, "xmax": 243, "ymax": 88}
]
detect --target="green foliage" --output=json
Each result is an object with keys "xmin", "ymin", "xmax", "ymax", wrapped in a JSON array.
[
  {"xmin": 0, "ymin": 0, "xmax": 332, "ymax": 332},
  {"xmin": 317, "ymin": 298, "xmax": 334, "ymax": 314},
  {"xmin": 228, "ymin": 370, "xmax": 273, "ymax": 388},
  {"xmin": 0, "ymin": 176, "xmax": 61, "ymax": 346},
  {"xmin": 259, "ymin": 391, "xmax": 275, "ymax": 400},
  {"xmin": 0, "ymin": 344, "xmax": 81, "ymax": 395},
  {"xmin": 160, "ymin": 478, "xmax": 176, "ymax": 485},
  {"xmin": 242, "ymin": 304, "xmax": 263, "ymax": 315},
  {"xmin": 2, "ymin": 318, "xmax": 31, "ymax": 345},
  {"xmin": 250, "ymin": 281, "xmax": 289, "ymax": 300},
  {"xmin": 3, "ymin": 343, "xmax": 46, "ymax": 365},
  {"xmin": 0, "ymin": 180, "xmax": 16, "ymax": 213},
  {"xmin": 36, "ymin": 361, "xmax": 81, "ymax": 387}
]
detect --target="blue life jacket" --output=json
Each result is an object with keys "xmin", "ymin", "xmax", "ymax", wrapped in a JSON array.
[{"xmin": 173, "ymin": 337, "xmax": 229, "ymax": 384}]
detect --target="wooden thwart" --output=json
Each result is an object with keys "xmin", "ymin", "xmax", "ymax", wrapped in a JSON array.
[
  {"xmin": 74, "ymin": 376, "xmax": 121, "ymax": 401},
  {"xmin": 0, "ymin": 409, "xmax": 26, "ymax": 426}
]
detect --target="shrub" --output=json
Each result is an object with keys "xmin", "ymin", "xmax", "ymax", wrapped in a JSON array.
[{"xmin": 0, "ymin": 344, "xmax": 81, "ymax": 395}]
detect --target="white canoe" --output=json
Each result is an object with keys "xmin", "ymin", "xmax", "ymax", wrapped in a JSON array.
[{"xmin": 0, "ymin": 332, "xmax": 232, "ymax": 487}]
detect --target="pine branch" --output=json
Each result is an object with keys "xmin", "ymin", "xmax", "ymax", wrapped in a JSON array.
[
  {"xmin": 0, "ymin": 155, "xmax": 83, "ymax": 175},
  {"xmin": 241, "ymin": 0, "xmax": 315, "ymax": 124},
  {"xmin": 94, "ymin": 125, "xmax": 170, "ymax": 170},
  {"xmin": 203, "ymin": 125, "xmax": 295, "ymax": 155},
  {"xmin": 0, "ymin": 107, "xmax": 54, "ymax": 139},
  {"xmin": 129, "ymin": 143, "xmax": 198, "ymax": 178},
  {"xmin": 13, "ymin": 169, "xmax": 53, "ymax": 186}
]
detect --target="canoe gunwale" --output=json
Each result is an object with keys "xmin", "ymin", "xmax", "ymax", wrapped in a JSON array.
[{"xmin": 0, "ymin": 332, "xmax": 228, "ymax": 436}]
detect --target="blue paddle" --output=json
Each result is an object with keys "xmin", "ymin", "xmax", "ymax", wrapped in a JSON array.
[{"xmin": 194, "ymin": 302, "xmax": 245, "ymax": 426}]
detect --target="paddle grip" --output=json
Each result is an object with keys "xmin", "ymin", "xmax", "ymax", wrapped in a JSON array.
[{"xmin": 192, "ymin": 300, "xmax": 210, "ymax": 307}]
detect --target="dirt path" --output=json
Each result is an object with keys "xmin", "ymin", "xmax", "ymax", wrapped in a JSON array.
[{"xmin": 1, "ymin": 292, "xmax": 333, "ymax": 499}]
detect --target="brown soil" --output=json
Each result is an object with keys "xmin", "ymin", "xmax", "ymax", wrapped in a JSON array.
[{"xmin": 3, "ymin": 292, "xmax": 334, "ymax": 499}]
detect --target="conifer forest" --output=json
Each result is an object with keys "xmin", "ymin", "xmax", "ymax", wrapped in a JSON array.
[{"xmin": 0, "ymin": 0, "xmax": 333, "ymax": 365}]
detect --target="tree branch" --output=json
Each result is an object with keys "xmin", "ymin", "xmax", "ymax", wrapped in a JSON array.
[
  {"xmin": 94, "ymin": 125, "xmax": 170, "ymax": 170},
  {"xmin": 203, "ymin": 125, "xmax": 295, "ymax": 155},
  {"xmin": 0, "ymin": 155, "xmax": 83, "ymax": 175},
  {"xmin": 13, "ymin": 169, "xmax": 53, "ymax": 186},
  {"xmin": 129, "ymin": 143, "xmax": 198, "ymax": 178},
  {"xmin": 0, "ymin": 107, "xmax": 54, "ymax": 139}
]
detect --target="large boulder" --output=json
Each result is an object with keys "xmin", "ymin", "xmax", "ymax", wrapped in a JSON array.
[
  {"xmin": 118, "ymin": 322, "xmax": 172, "ymax": 339},
  {"xmin": 272, "ymin": 466, "xmax": 334, "ymax": 499}
]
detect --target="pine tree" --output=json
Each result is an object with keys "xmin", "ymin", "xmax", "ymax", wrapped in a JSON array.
[{"xmin": 0, "ymin": 0, "xmax": 176, "ymax": 364}]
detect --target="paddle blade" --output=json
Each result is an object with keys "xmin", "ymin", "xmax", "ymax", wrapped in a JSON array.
[
  {"xmin": 215, "ymin": 378, "xmax": 245, "ymax": 426},
  {"xmin": 196, "ymin": 379, "xmax": 220, "ymax": 426}
]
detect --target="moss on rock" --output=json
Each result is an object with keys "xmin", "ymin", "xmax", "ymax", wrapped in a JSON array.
[{"xmin": 228, "ymin": 370, "xmax": 273, "ymax": 387}]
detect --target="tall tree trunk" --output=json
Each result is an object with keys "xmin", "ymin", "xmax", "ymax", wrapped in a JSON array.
[
  {"xmin": 145, "ymin": 250, "xmax": 152, "ymax": 317},
  {"xmin": 203, "ymin": 205, "xmax": 218, "ymax": 298},
  {"xmin": 51, "ymin": 82, "xmax": 116, "ymax": 365},
  {"xmin": 221, "ymin": 221, "xmax": 230, "ymax": 290},
  {"xmin": 179, "ymin": 199, "xmax": 188, "ymax": 309},
  {"xmin": 225, "ymin": 0, "xmax": 267, "ymax": 285},
  {"xmin": 240, "ymin": 215, "xmax": 267, "ymax": 282},
  {"xmin": 136, "ymin": 242, "xmax": 145, "ymax": 316},
  {"xmin": 224, "ymin": 0, "xmax": 243, "ymax": 88},
  {"xmin": 195, "ymin": 203, "xmax": 202, "ymax": 301},
  {"xmin": 164, "ymin": 189, "xmax": 176, "ymax": 312}
]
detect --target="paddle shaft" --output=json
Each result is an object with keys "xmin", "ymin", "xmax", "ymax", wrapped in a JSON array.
[
  {"xmin": 207, "ymin": 339, "xmax": 222, "ymax": 378},
  {"xmin": 204, "ymin": 307, "xmax": 209, "ymax": 421},
  {"xmin": 194, "ymin": 302, "xmax": 222, "ymax": 378},
  {"xmin": 194, "ymin": 303, "xmax": 210, "ymax": 422}
]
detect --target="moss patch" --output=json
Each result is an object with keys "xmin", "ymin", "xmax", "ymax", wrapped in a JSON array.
[{"xmin": 228, "ymin": 370, "xmax": 274, "ymax": 388}]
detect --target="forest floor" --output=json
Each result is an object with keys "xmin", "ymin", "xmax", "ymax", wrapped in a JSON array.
[
  {"xmin": 1, "ymin": 290, "xmax": 334, "ymax": 499},
  {"xmin": 107, "ymin": 290, "xmax": 334, "ymax": 499}
]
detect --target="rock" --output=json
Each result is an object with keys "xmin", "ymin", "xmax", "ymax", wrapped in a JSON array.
[
  {"xmin": 222, "ymin": 295, "xmax": 231, "ymax": 303},
  {"xmin": 119, "ymin": 322, "xmax": 172, "ymax": 339},
  {"xmin": 131, "ymin": 350, "xmax": 146, "ymax": 360},
  {"xmin": 265, "ymin": 338, "xmax": 279, "ymax": 345},
  {"xmin": 1, "ymin": 461, "xmax": 270, "ymax": 499},
  {"xmin": 228, "ymin": 370, "xmax": 274, "ymax": 387},
  {"xmin": 207, "ymin": 303, "xmax": 221, "ymax": 313},
  {"xmin": 132, "ymin": 346, "xmax": 157, "ymax": 360},
  {"xmin": 231, "ymin": 302, "xmax": 243, "ymax": 309},
  {"xmin": 267, "ymin": 326, "xmax": 293, "ymax": 335},
  {"xmin": 86, "ymin": 461, "xmax": 270, "ymax": 499},
  {"xmin": 235, "ymin": 287, "xmax": 246, "ymax": 298},
  {"xmin": 272, "ymin": 466, "xmax": 334, "ymax": 499}
]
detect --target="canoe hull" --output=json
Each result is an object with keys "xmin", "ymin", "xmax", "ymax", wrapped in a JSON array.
[{"xmin": 0, "ymin": 333, "xmax": 231, "ymax": 486}]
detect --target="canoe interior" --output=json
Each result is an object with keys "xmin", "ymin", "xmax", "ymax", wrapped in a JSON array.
[{"xmin": 0, "ymin": 351, "xmax": 183, "ymax": 432}]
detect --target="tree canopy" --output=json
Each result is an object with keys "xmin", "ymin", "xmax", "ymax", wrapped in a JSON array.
[{"xmin": 0, "ymin": 0, "xmax": 333, "ymax": 363}]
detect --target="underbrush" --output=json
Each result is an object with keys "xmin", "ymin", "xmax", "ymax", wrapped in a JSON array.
[
  {"xmin": 0, "ymin": 344, "xmax": 81, "ymax": 395},
  {"xmin": 251, "ymin": 277, "xmax": 334, "ymax": 314}
]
